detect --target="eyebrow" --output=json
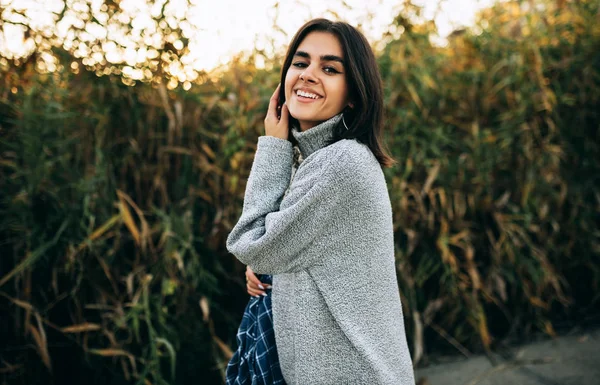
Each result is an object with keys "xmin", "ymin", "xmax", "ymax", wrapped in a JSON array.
[{"xmin": 294, "ymin": 50, "xmax": 345, "ymax": 65}]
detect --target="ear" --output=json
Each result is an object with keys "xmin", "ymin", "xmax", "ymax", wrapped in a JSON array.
[{"xmin": 348, "ymin": 102, "xmax": 355, "ymax": 109}]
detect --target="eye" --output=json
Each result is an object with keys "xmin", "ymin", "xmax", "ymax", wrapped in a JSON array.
[
  {"xmin": 323, "ymin": 66, "xmax": 340, "ymax": 74},
  {"xmin": 292, "ymin": 62, "xmax": 308, "ymax": 68}
]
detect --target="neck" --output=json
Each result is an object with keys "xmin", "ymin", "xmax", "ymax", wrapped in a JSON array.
[
  {"xmin": 291, "ymin": 114, "xmax": 342, "ymax": 158},
  {"xmin": 300, "ymin": 121, "xmax": 317, "ymax": 132}
]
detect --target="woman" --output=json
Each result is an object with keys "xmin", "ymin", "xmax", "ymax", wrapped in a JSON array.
[{"xmin": 226, "ymin": 18, "xmax": 415, "ymax": 384}]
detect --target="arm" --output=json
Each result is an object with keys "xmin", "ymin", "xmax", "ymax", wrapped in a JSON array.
[{"xmin": 226, "ymin": 139, "xmax": 348, "ymax": 274}]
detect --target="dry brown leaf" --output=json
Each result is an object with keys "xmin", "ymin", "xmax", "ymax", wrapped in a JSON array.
[
  {"xmin": 120, "ymin": 357, "xmax": 130, "ymax": 381},
  {"xmin": 194, "ymin": 189, "xmax": 213, "ymax": 203},
  {"xmin": 213, "ymin": 335, "xmax": 233, "ymax": 360},
  {"xmin": 493, "ymin": 274, "xmax": 508, "ymax": 302},
  {"xmin": 544, "ymin": 320, "xmax": 556, "ymax": 337},
  {"xmin": 438, "ymin": 189, "xmax": 450, "ymax": 219},
  {"xmin": 200, "ymin": 297, "xmax": 210, "ymax": 323},
  {"xmin": 171, "ymin": 251, "xmax": 185, "ymax": 272},
  {"xmin": 465, "ymin": 247, "xmax": 481, "ymax": 290},
  {"xmin": 201, "ymin": 143, "xmax": 216, "ymax": 160},
  {"xmin": 412, "ymin": 310, "xmax": 424, "ymax": 366},
  {"xmin": 160, "ymin": 146, "xmax": 192, "ymax": 156},
  {"xmin": 117, "ymin": 190, "xmax": 150, "ymax": 252},
  {"xmin": 422, "ymin": 298, "xmax": 445, "ymax": 324},
  {"xmin": 87, "ymin": 214, "xmax": 120, "ymax": 243},
  {"xmin": 28, "ymin": 317, "xmax": 51, "ymax": 371},
  {"xmin": 9, "ymin": 297, "xmax": 34, "ymax": 311},
  {"xmin": 117, "ymin": 191, "xmax": 140, "ymax": 246},
  {"xmin": 0, "ymin": 360, "xmax": 23, "ymax": 374},
  {"xmin": 89, "ymin": 348, "xmax": 131, "ymax": 357},
  {"xmin": 61, "ymin": 323, "xmax": 102, "ymax": 333},
  {"xmin": 477, "ymin": 308, "xmax": 492, "ymax": 348},
  {"xmin": 422, "ymin": 162, "xmax": 440, "ymax": 196},
  {"xmin": 529, "ymin": 296, "xmax": 549, "ymax": 309},
  {"xmin": 406, "ymin": 83, "xmax": 424, "ymax": 110}
]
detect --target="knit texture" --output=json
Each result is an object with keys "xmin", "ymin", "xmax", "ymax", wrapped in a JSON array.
[{"xmin": 227, "ymin": 115, "xmax": 415, "ymax": 384}]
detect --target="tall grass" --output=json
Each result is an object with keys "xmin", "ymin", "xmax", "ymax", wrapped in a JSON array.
[
  {"xmin": 380, "ymin": 0, "xmax": 599, "ymax": 363},
  {"xmin": 0, "ymin": 0, "xmax": 598, "ymax": 383}
]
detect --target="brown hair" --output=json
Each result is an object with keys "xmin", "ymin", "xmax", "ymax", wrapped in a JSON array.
[{"xmin": 279, "ymin": 18, "xmax": 395, "ymax": 168}]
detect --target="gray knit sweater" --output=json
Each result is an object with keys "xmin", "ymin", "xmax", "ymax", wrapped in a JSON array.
[{"xmin": 227, "ymin": 114, "xmax": 415, "ymax": 384}]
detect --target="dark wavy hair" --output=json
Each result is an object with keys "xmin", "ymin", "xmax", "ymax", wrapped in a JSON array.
[{"xmin": 278, "ymin": 18, "xmax": 395, "ymax": 168}]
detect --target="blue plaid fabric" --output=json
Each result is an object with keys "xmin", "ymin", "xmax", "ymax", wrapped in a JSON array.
[{"xmin": 226, "ymin": 275, "xmax": 286, "ymax": 385}]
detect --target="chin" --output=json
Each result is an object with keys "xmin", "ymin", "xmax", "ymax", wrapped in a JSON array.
[
  {"xmin": 288, "ymin": 110, "xmax": 309, "ymax": 122},
  {"xmin": 289, "ymin": 109, "xmax": 324, "ymax": 122}
]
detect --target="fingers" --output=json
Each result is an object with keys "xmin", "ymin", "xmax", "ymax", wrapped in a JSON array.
[
  {"xmin": 266, "ymin": 84, "xmax": 281, "ymax": 120},
  {"xmin": 279, "ymin": 102, "xmax": 289, "ymax": 127},
  {"xmin": 264, "ymin": 83, "xmax": 288, "ymax": 140},
  {"xmin": 247, "ymin": 283, "xmax": 266, "ymax": 297},
  {"xmin": 245, "ymin": 266, "xmax": 271, "ymax": 297},
  {"xmin": 246, "ymin": 266, "xmax": 264, "ymax": 289},
  {"xmin": 247, "ymin": 279, "xmax": 266, "ymax": 294},
  {"xmin": 270, "ymin": 83, "xmax": 280, "ymax": 100}
]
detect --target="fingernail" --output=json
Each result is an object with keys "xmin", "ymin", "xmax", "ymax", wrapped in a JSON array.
[
  {"xmin": 258, "ymin": 284, "xmax": 265, "ymax": 290},
  {"xmin": 261, "ymin": 293, "xmax": 267, "ymax": 297},
  {"xmin": 254, "ymin": 295, "xmax": 260, "ymax": 298}
]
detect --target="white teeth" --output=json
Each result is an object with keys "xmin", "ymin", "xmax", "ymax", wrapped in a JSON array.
[{"xmin": 297, "ymin": 90, "xmax": 319, "ymax": 99}]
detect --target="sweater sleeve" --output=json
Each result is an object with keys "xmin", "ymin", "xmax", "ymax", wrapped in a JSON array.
[{"xmin": 226, "ymin": 136, "xmax": 347, "ymax": 274}]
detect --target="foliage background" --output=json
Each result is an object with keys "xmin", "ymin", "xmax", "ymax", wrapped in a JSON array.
[{"xmin": 1, "ymin": 0, "xmax": 599, "ymax": 384}]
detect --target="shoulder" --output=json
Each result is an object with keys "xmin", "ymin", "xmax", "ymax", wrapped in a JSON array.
[
  {"xmin": 327, "ymin": 139, "xmax": 380, "ymax": 174},
  {"xmin": 302, "ymin": 139, "xmax": 383, "ymax": 188},
  {"xmin": 331, "ymin": 138, "xmax": 374, "ymax": 158},
  {"xmin": 296, "ymin": 139, "xmax": 382, "ymax": 183}
]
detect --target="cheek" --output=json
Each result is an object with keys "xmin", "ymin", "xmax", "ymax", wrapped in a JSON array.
[
  {"xmin": 330, "ymin": 80, "xmax": 350, "ymax": 107},
  {"xmin": 284, "ymin": 72, "xmax": 296, "ymax": 101}
]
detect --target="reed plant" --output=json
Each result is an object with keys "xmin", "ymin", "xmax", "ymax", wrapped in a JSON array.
[{"xmin": 0, "ymin": 0, "xmax": 598, "ymax": 383}]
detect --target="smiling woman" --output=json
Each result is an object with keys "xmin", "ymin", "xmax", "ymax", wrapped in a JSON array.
[
  {"xmin": 226, "ymin": 18, "xmax": 415, "ymax": 385},
  {"xmin": 284, "ymin": 31, "xmax": 350, "ymax": 131}
]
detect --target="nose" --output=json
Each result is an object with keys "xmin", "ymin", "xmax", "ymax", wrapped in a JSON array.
[{"xmin": 300, "ymin": 64, "xmax": 318, "ymax": 83}]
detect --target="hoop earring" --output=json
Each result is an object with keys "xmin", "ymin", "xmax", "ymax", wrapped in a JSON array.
[{"xmin": 342, "ymin": 113, "xmax": 350, "ymax": 130}]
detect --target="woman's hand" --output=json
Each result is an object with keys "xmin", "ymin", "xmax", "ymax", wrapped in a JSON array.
[
  {"xmin": 264, "ymin": 84, "xmax": 289, "ymax": 140},
  {"xmin": 246, "ymin": 266, "xmax": 270, "ymax": 297}
]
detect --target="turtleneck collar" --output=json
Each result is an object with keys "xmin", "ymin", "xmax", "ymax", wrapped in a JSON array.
[{"xmin": 291, "ymin": 113, "xmax": 342, "ymax": 158}]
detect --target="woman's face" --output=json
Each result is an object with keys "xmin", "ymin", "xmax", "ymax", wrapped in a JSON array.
[{"xmin": 284, "ymin": 31, "xmax": 350, "ymax": 131}]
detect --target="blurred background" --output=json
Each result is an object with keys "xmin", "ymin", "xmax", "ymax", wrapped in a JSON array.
[{"xmin": 0, "ymin": 0, "xmax": 598, "ymax": 384}]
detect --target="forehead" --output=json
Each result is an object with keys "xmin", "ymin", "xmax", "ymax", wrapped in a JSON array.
[{"xmin": 296, "ymin": 31, "xmax": 344, "ymax": 58}]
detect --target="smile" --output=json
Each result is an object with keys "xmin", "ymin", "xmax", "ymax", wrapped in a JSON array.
[{"xmin": 296, "ymin": 89, "xmax": 322, "ymax": 100}]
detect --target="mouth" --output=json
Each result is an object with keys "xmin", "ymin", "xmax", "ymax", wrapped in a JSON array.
[{"xmin": 294, "ymin": 88, "xmax": 322, "ymax": 101}]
